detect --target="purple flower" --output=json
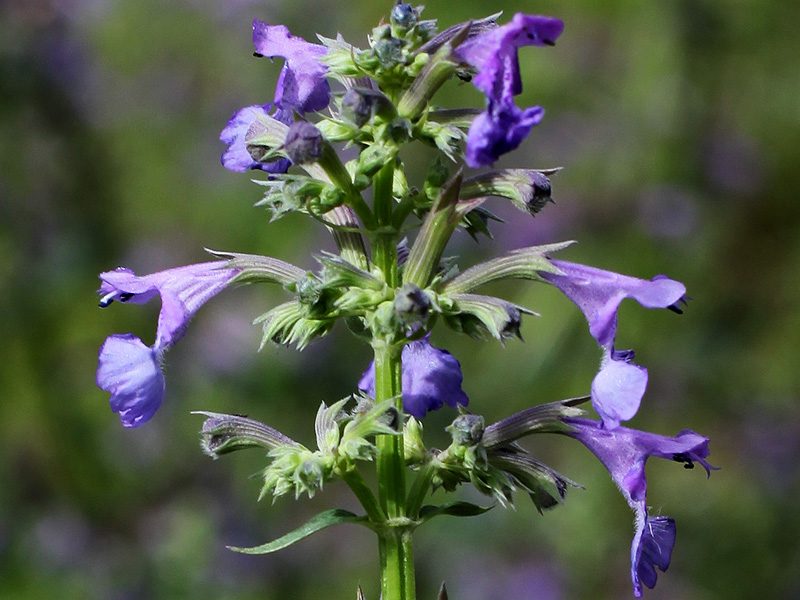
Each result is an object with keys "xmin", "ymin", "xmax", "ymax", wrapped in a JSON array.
[
  {"xmin": 96, "ymin": 261, "xmax": 239, "ymax": 427},
  {"xmin": 562, "ymin": 417, "xmax": 715, "ymax": 597},
  {"xmin": 221, "ymin": 22, "xmax": 330, "ymax": 173},
  {"xmin": 455, "ymin": 13, "xmax": 564, "ymax": 167},
  {"xmin": 359, "ymin": 337, "xmax": 469, "ymax": 419},
  {"xmin": 465, "ymin": 104, "xmax": 544, "ymax": 170},
  {"xmin": 220, "ymin": 104, "xmax": 292, "ymax": 173},
  {"xmin": 541, "ymin": 260, "xmax": 687, "ymax": 429},
  {"xmin": 252, "ymin": 21, "xmax": 331, "ymax": 114}
]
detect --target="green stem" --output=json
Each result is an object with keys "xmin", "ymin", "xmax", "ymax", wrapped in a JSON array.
[
  {"xmin": 340, "ymin": 467, "xmax": 386, "ymax": 524},
  {"xmin": 371, "ymin": 160, "xmax": 416, "ymax": 600}
]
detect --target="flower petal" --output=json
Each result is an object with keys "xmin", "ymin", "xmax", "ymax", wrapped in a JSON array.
[
  {"xmin": 252, "ymin": 21, "xmax": 330, "ymax": 113},
  {"xmin": 542, "ymin": 260, "xmax": 687, "ymax": 348},
  {"xmin": 98, "ymin": 261, "xmax": 239, "ymax": 349},
  {"xmin": 220, "ymin": 104, "xmax": 292, "ymax": 173},
  {"xmin": 359, "ymin": 338, "xmax": 469, "ymax": 419},
  {"xmin": 591, "ymin": 349, "xmax": 648, "ymax": 430},
  {"xmin": 465, "ymin": 104, "xmax": 544, "ymax": 168},
  {"xmin": 96, "ymin": 334, "xmax": 165, "ymax": 428},
  {"xmin": 631, "ymin": 513, "xmax": 676, "ymax": 597}
]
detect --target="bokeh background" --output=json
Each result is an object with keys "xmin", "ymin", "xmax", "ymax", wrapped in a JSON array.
[{"xmin": 2, "ymin": 0, "xmax": 799, "ymax": 598}]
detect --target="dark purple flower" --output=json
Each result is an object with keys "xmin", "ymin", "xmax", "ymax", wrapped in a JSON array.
[
  {"xmin": 359, "ymin": 337, "xmax": 469, "ymax": 419},
  {"xmin": 252, "ymin": 21, "xmax": 330, "ymax": 114},
  {"xmin": 220, "ymin": 104, "xmax": 292, "ymax": 173},
  {"xmin": 96, "ymin": 261, "xmax": 239, "ymax": 427},
  {"xmin": 465, "ymin": 104, "xmax": 544, "ymax": 170},
  {"xmin": 456, "ymin": 13, "xmax": 564, "ymax": 167},
  {"xmin": 541, "ymin": 260, "xmax": 686, "ymax": 429},
  {"xmin": 562, "ymin": 417, "xmax": 715, "ymax": 597}
]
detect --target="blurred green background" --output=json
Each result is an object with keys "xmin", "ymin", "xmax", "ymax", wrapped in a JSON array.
[{"xmin": 2, "ymin": 0, "xmax": 799, "ymax": 598}]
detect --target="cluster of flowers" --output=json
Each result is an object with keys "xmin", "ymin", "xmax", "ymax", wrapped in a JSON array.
[{"xmin": 96, "ymin": 6, "xmax": 712, "ymax": 597}]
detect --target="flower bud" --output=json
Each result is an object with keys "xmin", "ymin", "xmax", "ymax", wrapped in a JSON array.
[
  {"xmin": 341, "ymin": 88, "xmax": 396, "ymax": 127},
  {"xmin": 285, "ymin": 121, "xmax": 325, "ymax": 165},
  {"xmin": 393, "ymin": 283, "xmax": 431, "ymax": 327},
  {"xmin": 447, "ymin": 414, "xmax": 485, "ymax": 447}
]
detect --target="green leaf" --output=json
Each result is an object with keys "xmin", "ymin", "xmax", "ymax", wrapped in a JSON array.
[
  {"xmin": 228, "ymin": 509, "xmax": 370, "ymax": 554},
  {"xmin": 418, "ymin": 501, "xmax": 494, "ymax": 523}
]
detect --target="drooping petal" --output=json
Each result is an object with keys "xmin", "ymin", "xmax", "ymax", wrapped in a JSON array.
[
  {"xmin": 359, "ymin": 337, "xmax": 469, "ymax": 419},
  {"xmin": 591, "ymin": 348, "xmax": 648, "ymax": 430},
  {"xmin": 252, "ymin": 21, "xmax": 330, "ymax": 113},
  {"xmin": 456, "ymin": 13, "xmax": 563, "ymax": 105},
  {"xmin": 98, "ymin": 261, "xmax": 239, "ymax": 350},
  {"xmin": 465, "ymin": 103, "xmax": 544, "ymax": 168},
  {"xmin": 542, "ymin": 260, "xmax": 687, "ymax": 348},
  {"xmin": 96, "ymin": 334, "xmax": 165, "ymax": 428},
  {"xmin": 631, "ymin": 513, "xmax": 676, "ymax": 597},
  {"xmin": 561, "ymin": 417, "xmax": 715, "ymax": 596},
  {"xmin": 220, "ymin": 104, "xmax": 292, "ymax": 173}
]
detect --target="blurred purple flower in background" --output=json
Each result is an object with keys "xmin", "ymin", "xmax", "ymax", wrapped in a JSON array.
[
  {"xmin": 562, "ymin": 417, "xmax": 715, "ymax": 596},
  {"xmin": 456, "ymin": 13, "xmax": 564, "ymax": 167},
  {"xmin": 542, "ymin": 261, "xmax": 686, "ymax": 429},
  {"xmin": 96, "ymin": 261, "xmax": 239, "ymax": 427},
  {"xmin": 359, "ymin": 337, "xmax": 469, "ymax": 418}
]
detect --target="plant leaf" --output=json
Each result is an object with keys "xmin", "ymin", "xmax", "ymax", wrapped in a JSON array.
[
  {"xmin": 418, "ymin": 501, "xmax": 494, "ymax": 523},
  {"xmin": 228, "ymin": 508, "xmax": 370, "ymax": 554}
]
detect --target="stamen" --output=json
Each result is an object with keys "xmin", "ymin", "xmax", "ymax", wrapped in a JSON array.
[{"xmin": 98, "ymin": 292, "xmax": 116, "ymax": 308}]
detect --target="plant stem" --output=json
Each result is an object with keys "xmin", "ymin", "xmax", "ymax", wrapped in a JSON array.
[{"xmin": 371, "ymin": 160, "xmax": 416, "ymax": 600}]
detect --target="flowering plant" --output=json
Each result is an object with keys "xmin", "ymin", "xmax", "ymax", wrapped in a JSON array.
[{"xmin": 96, "ymin": 4, "xmax": 714, "ymax": 598}]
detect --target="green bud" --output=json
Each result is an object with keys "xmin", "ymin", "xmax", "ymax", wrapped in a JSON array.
[
  {"xmin": 447, "ymin": 414, "xmax": 485, "ymax": 447},
  {"xmin": 393, "ymin": 283, "xmax": 431, "ymax": 328},
  {"xmin": 404, "ymin": 416, "xmax": 426, "ymax": 465}
]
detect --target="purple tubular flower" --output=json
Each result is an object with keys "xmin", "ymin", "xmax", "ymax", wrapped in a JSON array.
[
  {"xmin": 562, "ymin": 417, "xmax": 716, "ymax": 596},
  {"xmin": 252, "ymin": 21, "xmax": 330, "ymax": 114},
  {"xmin": 541, "ymin": 260, "xmax": 687, "ymax": 428},
  {"xmin": 358, "ymin": 337, "xmax": 469, "ymax": 419},
  {"xmin": 455, "ymin": 13, "xmax": 564, "ymax": 167},
  {"xmin": 220, "ymin": 104, "xmax": 292, "ymax": 173},
  {"xmin": 96, "ymin": 261, "xmax": 239, "ymax": 427}
]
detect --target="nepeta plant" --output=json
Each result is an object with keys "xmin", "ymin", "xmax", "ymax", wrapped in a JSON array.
[{"xmin": 96, "ymin": 5, "xmax": 715, "ymax": 598}]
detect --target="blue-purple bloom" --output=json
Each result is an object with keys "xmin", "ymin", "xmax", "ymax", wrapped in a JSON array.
[
  {"xmin": 359, "ymin": 337, "xmax": 469, "ymax": 419},
  {"xmin": 96, "ymin": 261, "xmax": 239, "ymax": 427},
  {"xmin": 221, "ymin": 21, "xmax": 330, "ymax": 173},
  {"xmin": 541, "ymin": 260, "xmax": 687, "ymax": 429},
  {"xmin": 455, "ymin": 13, "xmax": 564, "ymax": 167},
  {"xmin": 220, "ymin": 104, "xmax": 293, "ymax": 173},
  {"xmin": 562, "ymin": 417, "xmax": 715, "ymax": 597}
]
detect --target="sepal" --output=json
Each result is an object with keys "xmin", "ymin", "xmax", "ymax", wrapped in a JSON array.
[
  {"xmin": 438, "ymin": 241, "xmax": 574, "ymax": 295},
  {"xmin": 208, "ymin": 250, "xmax": 307, "ymax": 287},
  {"xmin": 482, "ymin": 397, "xmax": 589, "ymax": 449},
  {"xmin": 444, "ymin": 293, "xmax": 534, "ymax": 341},
  {"xmin": 487, "ymin": 450, "xmax": 583, "ymax": 513},
  {"xmin": 195, "ymin": 411, "xmax": 299, "ymax": 458},
  {"xmin": 461, "ymin": 168, "xmax": 560, "ymax": 215}
]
